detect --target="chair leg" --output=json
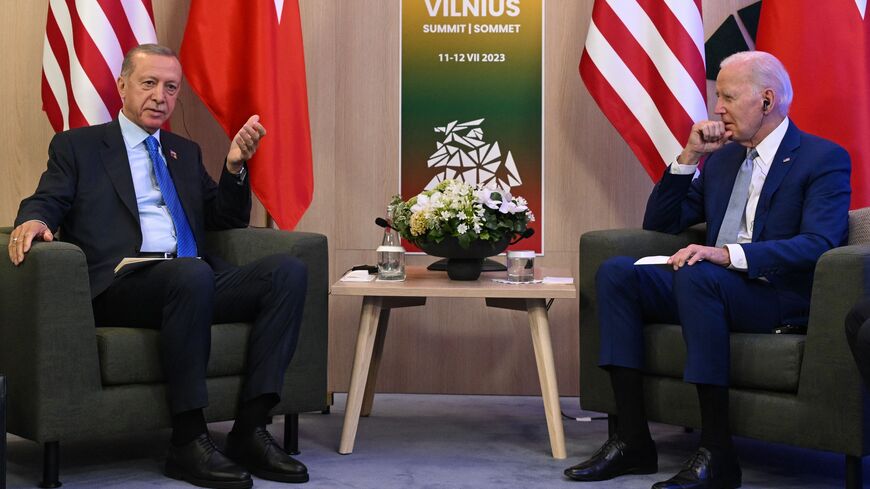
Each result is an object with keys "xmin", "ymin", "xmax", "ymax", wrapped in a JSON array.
[
  {"xmin": 284, "ymin": 414, "xmax": 299, "ymax": 455},
  {"xmin": 1, "ymin": 375, "xmax": 6, "ymax": 489},
  {"xmin": 39, "ymin": 442, "xmax": 61, "ymax": 488},
  {"xmin": 845, "ymin": 454, "xmax": 862, "ymax": 489},
  {"xmin": 607, "ymin": 414, "xmax": 618, "ymax": 438}
]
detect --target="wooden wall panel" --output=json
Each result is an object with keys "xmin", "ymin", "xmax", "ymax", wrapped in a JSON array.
[{"xmin": 1, "ymin": 0, "xmax": 756, "ymax": 397}]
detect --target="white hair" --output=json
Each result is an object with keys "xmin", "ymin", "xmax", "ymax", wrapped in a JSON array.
[{"xmin": 720, "ymin": 51, "xmax": 793, "ymax": 116}]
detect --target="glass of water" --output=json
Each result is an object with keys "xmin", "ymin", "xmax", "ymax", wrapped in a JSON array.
[{"xmin": 506, "ymin": 250, "xmax": 535, "ymax": 282}]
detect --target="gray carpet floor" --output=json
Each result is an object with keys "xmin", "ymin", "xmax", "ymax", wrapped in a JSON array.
[{"xmin": 3, "ymin": 393, "xmax": 866, "ymax": 488}]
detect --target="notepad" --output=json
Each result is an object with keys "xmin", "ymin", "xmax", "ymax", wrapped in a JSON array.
[
  {"xmin": 340, "ymin": 270, "xmax": 376, "ymax": 282},
  {"xmin": 114, "ymin": 257, "xmax": 171, "ymax": 274},
  {"xmin": 633, "ymin": 255, "xmax": 670, "ymax": 266}
]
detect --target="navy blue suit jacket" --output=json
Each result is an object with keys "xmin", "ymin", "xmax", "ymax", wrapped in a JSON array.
[
  {"xmin": 643, "ymin": 121, "xmax": 851, "ymax": 325},
  {"xmin": 15, "ymin": 120, "xmax": 252, "ymax": 298}
]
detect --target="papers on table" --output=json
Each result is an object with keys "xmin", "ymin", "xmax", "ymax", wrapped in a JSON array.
[
  {"xmin": 340, "ymin": 270, "xmax": 376, "ymax": 282},
  {"xmin": 490, "ymin": 276, "xmax": 574, "ymax": 285},
  {"xmin": 633, "ymin": 255, "xmax": 670, "ymax": 266}
]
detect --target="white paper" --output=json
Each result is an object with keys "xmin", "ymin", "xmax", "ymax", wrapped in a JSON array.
[
  {"xmin": 633, "ymin": 255, "xmax": 670, "ymax": 266},
  {"xmin": 491, "ymin": 278, "xmax": 543, "ymax": 284},
  {"xmin": 542, "ymin": 276, "xmax": 574, "ymax": 284},
  {"xmin": 340, "ymin": 270, "xmax": 376, "ymax": 282}
]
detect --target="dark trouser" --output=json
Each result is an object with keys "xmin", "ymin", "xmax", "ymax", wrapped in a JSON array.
[
  {"xmin": 92, "ymin": 255, "xmax": 308, "ymax": 415},
  {"xmin": 845, "ymin": 297, "xmax": 870, "ymax": 391}
]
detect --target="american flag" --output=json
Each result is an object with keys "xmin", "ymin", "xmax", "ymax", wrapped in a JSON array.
[
  {"xmin": 41, "ymin": 0, "xmax": 157, "ymax": 133},
  {"xmin": 580, "ymin": 0, "xmax": 707, "ymax": 180}
]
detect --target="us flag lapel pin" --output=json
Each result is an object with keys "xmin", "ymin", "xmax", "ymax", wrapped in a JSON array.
[{"xmin": 169, "ymin": 150, "xmax": 178, "ymax": 160}]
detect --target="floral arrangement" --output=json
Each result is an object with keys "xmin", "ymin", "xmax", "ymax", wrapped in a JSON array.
[{"xmin": 389, "ymin": 179, "xmax": 535, "ymax": 248}]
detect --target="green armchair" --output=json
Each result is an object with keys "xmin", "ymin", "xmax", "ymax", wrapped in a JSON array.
[
  {"xmin": 578, "ymin": 226, "xmax": 870, "ymax": 489},
  {"xmin": 0, "ymin": 227, "xmax": 329, "ymax": 487}
]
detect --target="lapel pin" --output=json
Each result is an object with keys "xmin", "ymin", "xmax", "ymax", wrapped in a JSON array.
[
  {"xmin": 169, "ymin": 150, "xmax": 177, "ymax": 160},
  {"xmin": 783, "ymin": 157, "xmax": 791, "ymax": 163}
]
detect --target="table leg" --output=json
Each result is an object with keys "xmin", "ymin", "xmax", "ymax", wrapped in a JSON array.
[
  {"xmin": 361, "ymin": 308, "xmax": 390, "ymax": 417},
  {"xmin": 526, "ymin": 299, "xmax": 567, "ymax": 459},
  {"xmin": 339, "ymin": 296, "xmax": 383, "ymax": 454}
]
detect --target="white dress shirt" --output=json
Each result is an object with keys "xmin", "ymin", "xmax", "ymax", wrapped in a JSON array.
[
  {"xmin": 669, "ymin": 117, "xmax": 791, "ymax": 271},
  {"xmin": 118, "ymin": 112, "xmax": 178, "ymax": 253}
]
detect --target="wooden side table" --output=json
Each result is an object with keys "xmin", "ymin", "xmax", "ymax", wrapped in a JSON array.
[{"xmin": 332, "ymin": 266, "xmax": 576, "ymax": 459}]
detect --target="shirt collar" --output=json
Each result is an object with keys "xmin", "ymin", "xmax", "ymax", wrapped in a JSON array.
[
  {"xmin": 118, "ymin": 111, "xmax": 161, "ymax": 150},
  {"xmin": 751, "ymin": 117, "xmax": 790, "ymax": 168}
]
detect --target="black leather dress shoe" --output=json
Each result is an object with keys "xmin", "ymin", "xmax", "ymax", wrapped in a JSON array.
[
  {"xmin": 651, "ymin": 447, "xmax": 741, "ymax": 489},
  {"xmin": 165, "ymin": 433, "xmax": 252, "ymax": 489},
  {"xmin": 564, "ymin": 435, "xmax": 657, "ymax": 481},
  {"xmin": 226, "ymin": 426, "xmax": 309, "ymax": 483}
]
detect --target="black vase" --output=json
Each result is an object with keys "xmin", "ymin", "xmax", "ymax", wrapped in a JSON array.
[{"xmin": 415, "ymin": 236, "xmax": 511, "ymax": 280}]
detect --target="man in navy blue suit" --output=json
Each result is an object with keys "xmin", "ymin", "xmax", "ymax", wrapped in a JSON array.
[{"xmin": 565, "ymin": 51, "xmax": 851, "ymax": 489}]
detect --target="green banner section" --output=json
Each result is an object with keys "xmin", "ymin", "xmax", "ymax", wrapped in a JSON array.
[{"xmin": 401, "ymin": 0, "xmax": 544, "ymax": 252}]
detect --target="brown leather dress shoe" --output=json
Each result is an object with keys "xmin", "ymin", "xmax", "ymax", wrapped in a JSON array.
[
  {"xmin": 564, "ymin": 434, "xmax": 658, "ymax": 481},
  {"xmin": 165, "ymin": 433, "xmax": 252, "ymax": 489},
  {"xmin": 226, "ymin": 426, "xmax": 309, "ymax": 483},
  {"xmin": 651, "ymin": 447, "xmax": 741, "ymax": 489}
]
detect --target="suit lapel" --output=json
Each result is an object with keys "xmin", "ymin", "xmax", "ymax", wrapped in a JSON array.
[
  {"xmin": 100, "ymin": 120, "xmax": 139, "ymax": 222},
  {"xmin": 752, "ymin": 123, "xmax": 801, "ymax": 240}
]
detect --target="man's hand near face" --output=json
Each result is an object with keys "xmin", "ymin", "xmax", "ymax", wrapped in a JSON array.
[{"xmin": 677, "ymin": 120, "xmax": 734, "ymax": 166}]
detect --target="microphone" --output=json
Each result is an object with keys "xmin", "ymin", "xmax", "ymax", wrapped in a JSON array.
[{"xmin": 375, "ymin": 217, "xmax": 390, "ymax": 228}]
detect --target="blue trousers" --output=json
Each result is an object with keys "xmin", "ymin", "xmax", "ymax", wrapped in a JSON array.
[{"xmin": 597, "ymin": 256, "xmax": 783, "ymax": 386}]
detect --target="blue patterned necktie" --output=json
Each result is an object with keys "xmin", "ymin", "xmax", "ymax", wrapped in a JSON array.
[
  {"xmin": 144, "ymin": 136, "xmax": 197, "ymax": 257},
  {"xmin": 715, "ymin": 148, "xmax": 758, "ymax": 248}
]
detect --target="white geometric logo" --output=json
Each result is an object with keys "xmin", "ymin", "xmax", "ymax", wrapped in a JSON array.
[{"xmin": 424, "ymin": 118, "xmax": 523, "ymax": 191}]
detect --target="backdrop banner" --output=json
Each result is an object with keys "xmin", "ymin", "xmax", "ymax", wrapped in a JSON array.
[{"xmin": 401, "ymin": 0, "xmax": 544, "ymax": 253}]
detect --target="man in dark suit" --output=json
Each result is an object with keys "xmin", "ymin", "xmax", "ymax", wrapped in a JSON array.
[
  {"xmin": 7, "ymin": 44, "xmax": 309, "ymax": 488},
  {"xmin": 565, "ymin": 51, "xmax": 851, "ymax": 489}
]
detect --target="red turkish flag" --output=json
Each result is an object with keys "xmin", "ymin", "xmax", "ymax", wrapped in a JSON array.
[
  {"xmin": 757, "ymin": 1, "xmax": 870, "ymax": 209},
  {"xmin": 180, "ymin": 0, "xmax": 313, "ymax": 229}
]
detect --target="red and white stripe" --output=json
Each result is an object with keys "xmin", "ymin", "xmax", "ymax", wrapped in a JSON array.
[
  {"xmin": 42, "ymin": 0, "xmax": 157, "ymax": 133},
  {"xmin": 580, "ymin": 0, "xmax": 707, "ymax": 180}
]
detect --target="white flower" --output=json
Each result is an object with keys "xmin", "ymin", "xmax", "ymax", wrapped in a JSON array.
[
  {"xmin": 475, "ymin": 187, "xmax": 502, "ymax": 210},
  {"xmin": 457, "ymin": 223, "xmax": 468, "ymax": 234}
]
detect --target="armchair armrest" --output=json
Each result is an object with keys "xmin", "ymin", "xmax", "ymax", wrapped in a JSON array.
[
  {"xmin": 204, "ymin": 228, "xmax": 329, "ymax": 413},
  {"xmin": 0, "ymin": 235, "xmax": 102, "ymax": 441},
  {"xmin": 795, "ymin": 244, "xmax": 870, "ymax": 450}
]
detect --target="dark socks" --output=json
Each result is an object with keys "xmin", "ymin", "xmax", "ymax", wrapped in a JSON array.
[
  {"xmin": 609, "ymin": 366, "xmax": 653, "ymax": 446},
  {"xmin": 696, "ymin": 383, "xmax": 734, "ymax": 454},
  {"xmin": 171, "ymin": 408, "xmax": 207, "ymax": 447},
  {"xmin": 232, "ymin": 393, "xmax": 280, "ymax": 435}
]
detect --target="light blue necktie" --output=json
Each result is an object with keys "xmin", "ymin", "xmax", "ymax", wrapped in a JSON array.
[
  {"xmin": 144, "ymin": 136, "xmax": 197, "ymax": 257},
  {"xmin": 715, "ymin": 149, "xmax": 757, "ymax": 248}
]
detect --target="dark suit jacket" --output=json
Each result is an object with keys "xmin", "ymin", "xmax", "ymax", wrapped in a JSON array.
[
  {"xmin": 15, "ymin": 120, "xmax": 252, "ymax": 298},
  {"xmin": 643, "ymin": 121, "xmax": 851, "ymax": 325}
]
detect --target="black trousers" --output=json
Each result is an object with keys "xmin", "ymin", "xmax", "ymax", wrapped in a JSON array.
[
  {"xmin": 92, "ymin": 255, "xmax": 308, "ymax": 414},
  {"xmin": 846, "ymin": 297, "xmax": 870, "ymax": 391}
]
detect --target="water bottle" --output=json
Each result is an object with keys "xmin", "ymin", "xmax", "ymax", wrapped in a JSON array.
[{"xmin": 377, "ymin": 224, "xmax": 405, "ymax": 281}]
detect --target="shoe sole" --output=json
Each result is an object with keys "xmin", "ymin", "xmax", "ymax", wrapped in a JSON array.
[
  {"xmin": 165, "ymin": 462, "xmax": 254, "ymax": 489},
  {"xmin": 565, "ymin": 464, "xmax": 658, "ymax": 482},
  {"xmin": 250, "ymin": 467, "xmax": 310, "ymax": 483}
]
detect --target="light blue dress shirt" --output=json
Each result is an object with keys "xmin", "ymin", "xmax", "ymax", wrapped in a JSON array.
[{"xmin": 118, "ymin": 112, "xmax": 178, "ymax": 253}]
